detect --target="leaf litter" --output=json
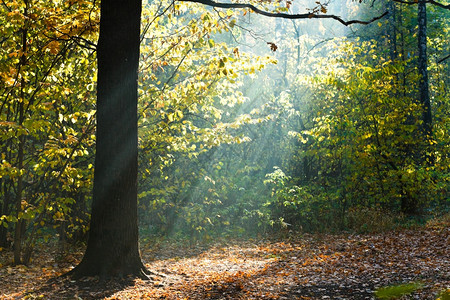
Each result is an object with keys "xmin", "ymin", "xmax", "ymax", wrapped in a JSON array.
[{"xmin": 0, "ymin": 225, "xmax": 448, "ymax": 299}]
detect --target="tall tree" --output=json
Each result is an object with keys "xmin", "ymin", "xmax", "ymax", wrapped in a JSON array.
[
  {"xmin": 391, "ymin": 0, "xmax": 450, "ymax": 141},
  {"xmin": 68, "ymin": 0, "xmax": 149, "ymax": 278},
  {"xmin": 417, "ymin": 0, "xmax": 432, "ymax": 140}
]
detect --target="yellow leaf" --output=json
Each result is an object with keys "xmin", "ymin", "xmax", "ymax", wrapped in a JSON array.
[{"xmin": 5, "ymin": 77, "xmax": 15, "ymax": 87}]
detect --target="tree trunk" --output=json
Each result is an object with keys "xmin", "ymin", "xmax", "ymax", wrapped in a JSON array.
[
  {"xmin": 389, "ymin": 1, "xmax": 398, "ymax": 61},
  {"xmin": 13, "ymin": 122, "xmax": 25, "ymax": 265},
  {"xmin": 0, "ymin": 180, "xmax": 10, "ymax": 248},
  {"xmin": 418, "ymin": 0, "xmax": 432, "ymax": 139},
  {"xmin": 400, "ymin": 0, "xmax": 431, "ymax": 215},
  {"xmin": 13, "ymin": 1, "xmax": 28, "ymax": 264},
  {"xmin": 68, "ymin": 0, "xmax": 149, "ymax": 279}
]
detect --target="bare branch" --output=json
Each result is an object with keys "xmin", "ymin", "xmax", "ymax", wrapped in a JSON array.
[
  {"xmin": 437, "ymin": 53, "xmax": 450, "ymax": 63},
  {"xmin": 428, "ymin": 0, "xmax": 450, "ymax": 8},
  {"xmin": 180, "ymin": 0, "xmax": 389, "ymax": 26},
  {"xmin": 71, "ymin": 36, "xmax": 97, "ymax": 51},
  {"xmin": 392, "ymin": 0, "xmax": 450, "ymax": 9}
]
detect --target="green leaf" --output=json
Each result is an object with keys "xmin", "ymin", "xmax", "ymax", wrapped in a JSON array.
[{"xmin": 375, "ymin": 282, "xmax": 423, "ymax": 299}]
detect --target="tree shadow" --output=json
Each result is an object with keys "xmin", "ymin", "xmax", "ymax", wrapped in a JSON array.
[
  {"xmin": 23, "ymin": 275, "xmax": 138, "ymax": 299},
  {"xmin": 12, "ymin": 229, "xmax": 448, "ymax": 299},
  {"xmin": 172, "ymin": 255, "xmax": 420, "ymax": 300},
  {"xmin": 171, "ymin": 259, "xmax": 373, "ymax": 299},
  {"xmin": 164, "ymin": 232, "xmax": 448, "ymax": 300}
]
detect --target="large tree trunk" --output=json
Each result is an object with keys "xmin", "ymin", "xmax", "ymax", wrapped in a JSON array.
[{"xmin": 68, "ymin": 0, "xmax": 149, "ymax": 279}]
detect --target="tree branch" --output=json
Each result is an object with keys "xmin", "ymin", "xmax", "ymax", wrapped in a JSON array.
[
  {"xmin": 392, "ymin": 0, "xmax": 450, "ymax": 9},
  {"xmin": 180, "ymin": 0, "xmax": 389, "ymax": 26},
  {"xmin": 437, "ymin": 53, "xmax": 450, "ymax": 63},
  {"xmin": 428, "ymin": 0, "xmax": 450, "ymax": 8}
]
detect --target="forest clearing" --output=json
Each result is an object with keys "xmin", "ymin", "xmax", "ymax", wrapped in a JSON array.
[
  {"xmin": 1, "ymin": 0, "xmax": 449, "ymax": 299},
  {"xmin": 1, "ymin": 218, "xmax": 449, "ymax": 299}
]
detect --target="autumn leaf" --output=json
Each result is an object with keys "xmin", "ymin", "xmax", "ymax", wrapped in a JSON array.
[{"xmin": 267, "ymin": 42, "xmax": 278, "ymax": 52}]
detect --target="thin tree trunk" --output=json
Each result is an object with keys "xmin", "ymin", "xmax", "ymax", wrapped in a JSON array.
[
  {"xmin": 13, "ymin": 104, "xmax": 25, "ymax": 265},
  {"xmin": 399, "ymin": 5, "xmax": 407, "ymax": 96},
  {"xmin": 0, "ymin": 180, "xmax": 10, "ymax": 247},
  {"xmin": 418, "ymin": 0, "xmax": 432, "ymax": 139},
  {"xmin": 389, "ymin": 1, "xmax": 398, "ymax": 61},
  {"xmin": 68, "ymin": 0, "xmax": 150, "ymax": 279},
  {"xmin": 13, "ymin": 1, "xmax": 29, "ymax": 264}
]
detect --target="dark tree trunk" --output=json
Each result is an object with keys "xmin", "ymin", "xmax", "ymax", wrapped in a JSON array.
[
  {"xmin": 401, "ymin": 0, "xmax": 431, "ymax": 215},
  {"xmin": 388, "ymin": 1, "xmax": 398, "ymax": 61},
  {"xmin": 68, "ymin": 0, "xmax": 149, "ymax": 279},
  {"xmin": 418, "ymin": 0, "xmax": 432, "ymax": 139},
  {"xmin": 13, "ymin": 2, "xmax": 28, "ymax": 264},
  {"xmin": 0, "ymin": 180, "xmax": 11, "ymax": 248}
]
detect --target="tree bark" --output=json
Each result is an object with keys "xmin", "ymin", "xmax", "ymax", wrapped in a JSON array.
[
  {"xmin": 0, "ymin": 180, "xmax": 10, "ymax": 248},
  {"xmin": 13, "ymin": 0, "xmax": 29, "ymax": 264},
  {"xmin": 401, "ymin": 0, "xmax": 431, "ymax": 214},
  {"xmin": 68, "ymin": 0, "xmax": 149, "ymax": 279},
  {"xmin": 418, "ymin": 0, "xmax": 432, "ymax": 139}
]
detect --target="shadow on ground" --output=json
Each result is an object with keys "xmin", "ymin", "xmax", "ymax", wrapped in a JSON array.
[{"xmin": 23, "ymin": 276, "xmax": 137, "ymax": 299}]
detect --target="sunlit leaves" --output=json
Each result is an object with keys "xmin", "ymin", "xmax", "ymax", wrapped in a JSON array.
[
  {"xmin": 0, "ymin": 0, "xmax": 97, "ymax": 262},
  {"xmin": 138, "ymin": 0, "xmax": 275, "ymax": 158},
  {"xmin": 135, "ymin": 0, "xmax": 279, "ymax": 237},
  {"xmin": 295, "ymin": 38, "xmax": 449, "ymax": 214}
]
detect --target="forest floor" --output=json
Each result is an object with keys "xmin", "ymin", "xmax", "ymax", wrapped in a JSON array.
[{"xmin": 0, "ymin": 222, "xmax": 449, "ymax": 299}]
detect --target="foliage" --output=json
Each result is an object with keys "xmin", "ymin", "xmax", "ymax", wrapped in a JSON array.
[
  {"xmin": 1, "ymin": 0, "xmax": 448, "ymax": 260},
  {"xmin": 135, "ymin": 1, "xmax": 449, "ymax": 236},
  {"xmin": 263, "ymin": 167, "xmax": 341, "ymax": 232},
  {"xmin": 136, "ymin": 0, "xmax": 276, "ymax": 239},
  {"xmin": 0, "ymin": 0, "xmax": 98, "ymax": 263},
  {"xmin": 375, "ymin": 282, "xmax": 423, "ymax": 299},
  {"xmin": 281, "ymin": 37, "xmax": 449, "ymax": 230},
  {"xmin": 345, "ymin": 207, "xmax": 402, "ymax": 233},
  {"xmin": 436, "ymin": 289, "xmax": 450, "ymax": 300}
]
